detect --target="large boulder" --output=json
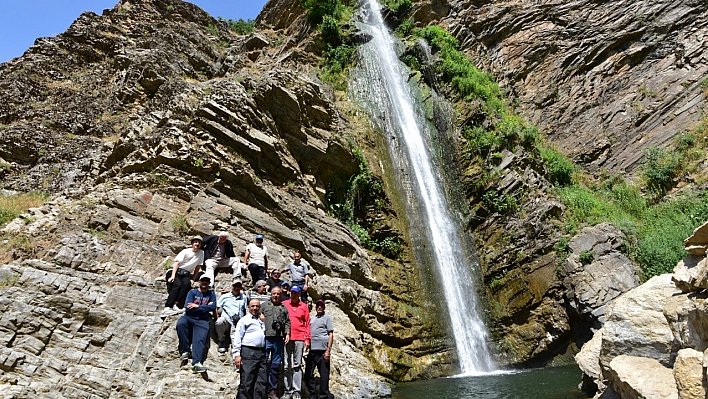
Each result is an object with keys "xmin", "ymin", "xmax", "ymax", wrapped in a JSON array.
[
  {"xmin": 672, "ymin": 255, "xmax": 708, "ymax": 293},
  {"xmin": 575, "ymin": 327, "xmax": 604, "ymax": 394},
  {"xmin": 673, "ymin": 348, "xmax": 706, "ymax": 399},
  {"xmin": 663, "ymin": 292, "xmax": 708, "ymax": 352},
  {"xmin": 607, "ymin": 355, "xmax": 678, "ymax": 399},
  {"xmin": 684, "ymin": 221, "xmax": 708, "ymax": 256},
  {"xmin": 600, "ymin": 274, "xmax": 680, "ymax": 368},
  {"xmin": 563, "ymin": 223, "xmax": 641, "ymax": 328}
]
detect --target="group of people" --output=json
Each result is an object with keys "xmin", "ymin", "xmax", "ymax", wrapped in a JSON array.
[{"xmin": 162, "ymin": 232, "xmax": 333, "ymax": 399}]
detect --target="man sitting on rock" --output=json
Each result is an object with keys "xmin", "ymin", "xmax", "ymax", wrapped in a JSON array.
[
  {"xmin": 201, "ymin": 231, "xmax": 244, "ymax": 288},
  {"xmin": 246, "ymin": 280, "xmax": 271, "ymax": 307},
  {"xmin": 162, "ymin": 235, "xmax": 204, "ymax": 319},
  {"xmin": 266, "ymin": 269, "xmax": 284, "ymax": 292},
  {"xmin": 215, "ymin": 279, "xmax": 247, "ymax": 357},
  {"xmin": 176, "ymin": 275, "xmax": 216, "ymax": 373}
]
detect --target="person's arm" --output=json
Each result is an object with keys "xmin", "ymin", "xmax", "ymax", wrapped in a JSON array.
[
  {"xmin": 243, "ymin": 247, "xmax": 251, "ymax": 265},
  {"xmin": 191, "ymin": 251, "xmax": 204, "ymax": 282},
  {"xmin": 304, "ymin": 274, "xmax": 309, "ymax": 292},
  {"xmin": 304, "ymin": 307, "xmax": 311, "ymax": 349},
  {"xmin": 168, "ymin": 260, "xmax": 180, "ymax": 283},
  {"xmin": 232, "ymin": 318, "xmax": 246, "ymax": 368},
  {"xmin": 324, "ymin": 331, "xmax": 333, "ymax": 361},
  {"xmin": 264, "ymin": 254, "xmax": 268, "ymax": 272},
  {"xmin": 283, "ymin": 307, "xmax": 291, "ymax": 345}
]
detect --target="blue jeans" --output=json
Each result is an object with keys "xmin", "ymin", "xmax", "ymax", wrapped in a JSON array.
[
  {"xmin": 291, "ymin": 280, "xmax": 308, "ymax": 303},
  {"xmin": 176, "ymin": 315, "xmax": 210, "ymax": 366},
  {"xmin": 265, "ymin": 336, "xmax": 285, "ymax": 392}
]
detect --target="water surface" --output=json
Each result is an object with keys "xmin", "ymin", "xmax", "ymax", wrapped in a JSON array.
[{"xmin": 393, "ymin": 365, "xmax": 590, "ymax": 399}]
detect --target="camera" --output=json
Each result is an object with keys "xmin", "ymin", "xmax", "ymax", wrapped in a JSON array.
[{"xmin": 272, "ymin": 320, "xmax": 283, "ymax": 333}]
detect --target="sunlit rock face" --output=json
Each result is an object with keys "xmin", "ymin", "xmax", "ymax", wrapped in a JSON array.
[{"xmin": 446, "ymin": 0, "xmax": 708, "ymax": 173}]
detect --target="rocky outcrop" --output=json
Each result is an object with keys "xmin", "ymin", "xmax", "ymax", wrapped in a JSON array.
[
  {"xmin": 0, "ymin": 0, "xmax": 448, "ymax": 396},
  {"xmin": 684, "ymin": 221, "xmax": 708, "ymax": 256},
  {"xmin": 577, "ymin": 221, "xmax": 708, "ymax": 398},
  {"xmin": 563, "ymin": 223, "xmax": 641, "ymax": 330},
  {"xmin": 445, "ymin": 0, "xmax": 708, "ymax": 173}
]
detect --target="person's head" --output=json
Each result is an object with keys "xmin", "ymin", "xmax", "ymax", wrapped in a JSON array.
[
  {"xmin": 218, "ymin": 231, "xmax": 229, "ymax": 244},
  {"xmin": 191, "ymin": 236, "xmax": 203, "ymax": 251},
  {"xmin": 293, "ymin": 251, "xmax": 302, "ymax": 264},
  {"xmin": 248, "ymin": 299, "xmax": 261, "ymax": 317},
  {"xmin": 231, "ymin": 279, "xmax": 243, "ymax": 294},
  {"xmin": 315, "ymin": 299, "xmax": 325, "ymax": 316},
  {"xmin": 290, "ymin": 285, "xmax": 301, "ymax": 303},
  {"xmin": 270, "ymin": 286, "xmax": 282, "ymax": 305},
  {"xmin": 198, "ymin": 276, "xmax": 211, "ymax": 290},
  {"xmin": 255, "ymin": 234, "xmax": 264, "ymax": 246},
  {"xmin": 281, "ymin": 281, "xmax": 291, "ymax": 293},
  {"xmin": 254, "ymin": 280, "xmax": 267, "ymax": 294},
  {"xmin": 270, "ymin": 269, "xmax": 281, "ymax": 281}
]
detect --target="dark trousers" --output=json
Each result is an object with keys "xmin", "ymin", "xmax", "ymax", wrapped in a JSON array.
[
  {"xmin": 248, "ymin": 263, "xmax": 267, "ymax": 284},
  {"xmin": 165, "ymin": 272, "xmax": 191, "ymax": 308},
  {"xmin": 291, "ymin": 280, "xmax": 308, "ymax": 303},
  {"xmin": 305, "ymin": 350, "xmax": 330, "ymax": 399},
  {"xmin": 238, "ymin": 345, "xmax": 268, "ymax": 399},
  {"xmin": 176, "ymin": 315, "xmax": 210, "ymax": 366},
  {"xmin": 266, "ymin": 336, "xmax": 285, "ymax": 392}
]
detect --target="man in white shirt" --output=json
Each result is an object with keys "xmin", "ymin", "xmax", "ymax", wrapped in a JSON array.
[
  {"xmin": 234, "ymin": 299, "xmax": 268, "ymax": 399},
  {"xmin": 244, "ymin": 234, "xmax": 269, "ymax": 285},
  {"xmin": 161, "ymin": 235, "xmax": 205, "ymax": 318}
]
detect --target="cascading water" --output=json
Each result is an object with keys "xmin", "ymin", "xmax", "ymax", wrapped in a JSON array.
[{"xmin": 349, "ymin": 0, "xmax": 496, "ymax": 374}]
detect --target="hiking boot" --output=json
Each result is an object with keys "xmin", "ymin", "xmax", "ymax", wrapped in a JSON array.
[
  {"xmin": 179, "ymin": 352, "xmax": 191, "ymax": 361},
  {"xmin": 268, "ymin": 391, "xmax": 278, "ymax": 399},
  {"xmin": 280, "ymin": 394, "xmax": 292, "ymax": 399},
  {"xmin": 292, "ymin": 393, "xmax": 301, "ymax": 399},
  {"xmin": 191, "ymin": 362, "xmax": 207, "ymax": 373}
]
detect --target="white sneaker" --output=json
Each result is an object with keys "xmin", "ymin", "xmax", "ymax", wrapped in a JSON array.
[
  {"xmin": 172, "ymin": 305, "xmax": 184, "ymax": 313},
  {"xmin": 160, "ymin": 307, "xmax": 172, "ymax": 318}
]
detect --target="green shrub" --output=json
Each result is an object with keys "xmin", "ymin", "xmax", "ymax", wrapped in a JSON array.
[
  {"xmin": 301, "ymin": 0, "xmax": 343, "ymax": 23},
  {"xmin": 319, "ymin": 14, "xmax": 341, "ymax": 44},
  {"xmin": 642, "ymin": 147, "xmax": 682, "ymax": 197},
  {"xmin": 579, "ymin": 250, "xmax": 594, "ymax": 264},
  {"xmin": 540, "ymin": 146, "xmax": 574, "ymax": 186},
  {"xmin": 396, "ymin": 17, "xmax": 415, "ymax": 37},
  {"xmin": 482, "ymin": 190, "xmax": 518, "ymax": 214},
  {"xmin": 384, "ymin": 0, "xmax": 412, "ymax": 12},
  {"xmin": 206, "ymin": 23, "xmax": 219, "ymax": 36},
  {"xmin": 218, "ymin": 17, "xmax": 256, "ymax": 35}
]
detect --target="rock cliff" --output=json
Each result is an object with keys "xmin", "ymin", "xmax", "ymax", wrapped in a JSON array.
[{"xmin": 0, "ymin": 0, "xmax": 450, "ymax": 397}]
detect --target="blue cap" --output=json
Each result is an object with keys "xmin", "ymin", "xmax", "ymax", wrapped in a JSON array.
[
  {"xmin": 290, "ymin": 286, "xmax": 302, "ymax": 293},
  {"xmin": 255, "ymin": 234, "xmax": 264, "ymax": 240},
  {"xmin": 281, "ymin": 281, "xmax": 291, "ymax": 287}
]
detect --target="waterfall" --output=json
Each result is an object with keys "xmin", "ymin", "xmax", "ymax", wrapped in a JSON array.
[{"xmin": 349, "ymin": 0, "xmax": 496, "ymax": 374}]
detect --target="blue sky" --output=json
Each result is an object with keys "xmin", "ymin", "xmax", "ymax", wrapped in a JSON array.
[{"xmin": 0, "ymin": 0, "xmax": 269, "ymax": 63}]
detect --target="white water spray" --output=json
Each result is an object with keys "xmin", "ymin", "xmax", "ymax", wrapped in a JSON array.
[{"xmin": 351, "ymin": 0, "xmax": 496, "ymax": 374}]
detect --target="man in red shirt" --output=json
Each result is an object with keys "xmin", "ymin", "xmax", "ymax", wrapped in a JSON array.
[{"xmin": 282, "ymin": 286, "xmax": 310, "ymax": 399}]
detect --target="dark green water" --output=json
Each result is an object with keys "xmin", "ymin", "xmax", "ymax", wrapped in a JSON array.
[{"xmin": 392, "ymin": 365, "xmax": 590, "ymax": 399}]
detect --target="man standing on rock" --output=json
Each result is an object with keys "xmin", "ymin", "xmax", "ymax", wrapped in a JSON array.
[
  {"xmin": 304, "ymin": 299, "xmax": 334, "ymax": 399},
  {"xmin": 176, "ymin": 275, "xmax": 216, "ymax": 373},
  {"xmin": 244, "ymin": 234, "xmax": 269, "ymax": 284},
  {"xmin": 202, "ymin": 231, "xmax": 244, "ymax": 287},
  {"xmin": 215, "ymin": 279, "xmax": 247, "ymax": 356},
  {"xmin": 234, "ymin": 299, "xmax": 268, "ymax": 399},
  {"xmin": 162, "ymin": 235, "xmax": 204, "ymax": 318},
  {"xmin": 282, "ymin": 286, "xmax": 310, "ymax": 399},
  {"xmin": 282, "ymin": 251, "xmax": 310, "ymax": 303},
  {"xmin": 261, "ymin": 287, "xmax": 291, "ymax": 399}
]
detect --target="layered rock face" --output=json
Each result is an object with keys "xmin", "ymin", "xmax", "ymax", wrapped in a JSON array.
[
  {"xmin": 577, "ymin": 222, "xmax": 708, "ymax": 398},
  {"xmin": 446, "ymin": 0, "xmax": 708, "ymax": 173},
  {"xmin": 0, "ymin": 0, "xmax": 449, "ymax": 397}
]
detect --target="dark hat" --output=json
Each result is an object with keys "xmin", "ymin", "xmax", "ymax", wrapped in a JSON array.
[
  {"xmin": 290, "ymin": 286, "xmax": 302, "ymax": 293},
  {"xmin": 316, "ymin": 299, "xmax": 325, "ymax": 307},
  {"xmin": 199, "ymin": 275, "xmax": 211, "ymax": 281},
  {"xmin": 281, "ymin": 281, "xmax": 291, "ymax": 287}
]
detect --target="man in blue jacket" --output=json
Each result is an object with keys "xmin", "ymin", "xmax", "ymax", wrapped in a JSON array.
[{"xmin": 176, "ymin": 275, "xmax": 217, "ymax": 373}]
